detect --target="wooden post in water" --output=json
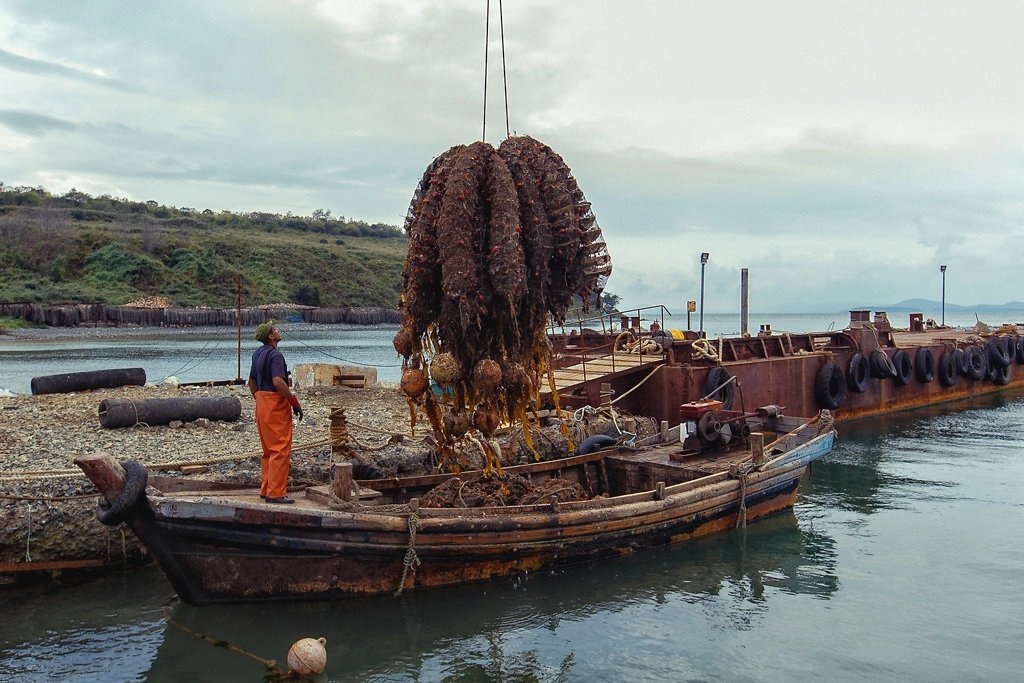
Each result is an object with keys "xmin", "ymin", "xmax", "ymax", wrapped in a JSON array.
[
  {"xmin": 235, "ymin": 275, "xmax": 242, "ymax": 381},
  {"xmin": 741, "ymin": 268, "xmax": 749, "ymax": 337}
]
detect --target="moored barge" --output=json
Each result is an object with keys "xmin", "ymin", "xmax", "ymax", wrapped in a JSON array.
[{"xmin": 547, "ymin": 309, "xmax": 1024, "ymax": 425}]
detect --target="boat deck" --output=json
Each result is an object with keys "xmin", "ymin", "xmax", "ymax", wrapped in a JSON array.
[{"xmin": 550, "ymin": 351, "xmax": 663, "ymax": 392}]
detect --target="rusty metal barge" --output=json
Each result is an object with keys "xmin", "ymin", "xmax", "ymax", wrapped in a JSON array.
[
  {"xmin": 75, "ymin": 409, "xmax": 835, "ymax": 604},
  {"xmin": 546, "ymin": 308, "xmax": 1024, "ymax": 425}
]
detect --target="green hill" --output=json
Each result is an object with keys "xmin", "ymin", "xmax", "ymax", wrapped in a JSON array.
[{"xmin": 0, "ymin": 184, "xmax": 408, "ymax": 308}]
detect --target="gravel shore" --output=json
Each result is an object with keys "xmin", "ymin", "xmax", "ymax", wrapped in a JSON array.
[{"xmin": 0, "ymin": 380, "xmax": 422, "ymax": 572}]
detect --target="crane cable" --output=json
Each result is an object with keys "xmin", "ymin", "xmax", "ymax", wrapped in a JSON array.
[{"xmin": 482, "ymin": 0, "xmax": 511, "ymax": 142}]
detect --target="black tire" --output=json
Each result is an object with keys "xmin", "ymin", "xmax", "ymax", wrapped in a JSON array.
[
  {"xmin": 892, "ymin": 350, "xmax": 913, "ymax": 386},
  {"xmin": 987, "ymin": 337, "xmax": 1011, "ymax": 369},
  {"xmin": 993, "ymin": 363, "xmax": 1011, "ymax": 386},
  {"xmin": 954, "ymin": 348, "xmax": 968, "ymax": 375},
  {"xmin": 814, "ymin": 362, "xmax": 846, "ymax": 409},
  {"xmin": 96, "ymin": 460, "xmax": 149, "ymax": 526},
  {"xmin": 577, "ymin": 434, "xmax": 617, "ymax": 454},
  {"xmin": 938, "ymin": 351, "xmax": 957, "ymax": 388},
  {"xmin": 914, "ymin": 347, "xmax": 935, "ymax": 383},
  {"xmin": 870, "ymin": 349, "xmax": 897, "ymax": 379},
  {"xmin": 1016, "ymin": 337, "xmax": 1024, "ymax": 365},
  {"xmin": 704, "ymin": 366, "xmax": 734, "ymax": 410},
  {"xmin": 847, "ymin": 353, "xmax": 870, "ymax": 393},
  {"xmin": 967, "ymin": 346, "xmax": 988, "ymax": 381}
]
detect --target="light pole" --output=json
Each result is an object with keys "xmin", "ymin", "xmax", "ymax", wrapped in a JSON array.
[
  {"xmin": 699, "ymin": 252, "xmax": 709, "ymax": 338},
  {"xmin": 940, "ymin": 265, "xmax": 947, "ymax": 326}
]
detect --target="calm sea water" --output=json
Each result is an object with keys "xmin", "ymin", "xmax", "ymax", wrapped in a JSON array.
[
  {"xmin": 4, "ymin": 310, "xmax": 1022, "ymax": 395},
  {"xmin": 1, "ymin": 392, "xmax": 1023, "ymax": 681}
]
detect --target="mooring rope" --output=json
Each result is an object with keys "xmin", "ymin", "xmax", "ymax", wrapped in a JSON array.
[
  {"xmin": 394, "ymin": 511, "xmax": 421, "ymax": 596},
  {"xmin": 161, "ymin": 601, "xmax": 285, "ymax": 676},
  {"xmin": 735, "ymin": 472, "xmax": 748, "ymax": 530}
]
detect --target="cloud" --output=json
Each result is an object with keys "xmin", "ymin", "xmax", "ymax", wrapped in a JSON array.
[
  {"xmin": 0, "ymin": 47, "xmax": 139, "ymax": 92},
  {"xmin": 1, "ymin": 1, "xmax": 1023, "ymax": 311},
  {"xmin": 0, "ymin": 109, "xmax": 79, "ymax": 135}
]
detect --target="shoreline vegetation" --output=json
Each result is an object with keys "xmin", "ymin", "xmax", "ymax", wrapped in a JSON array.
[
  {"xmin": 0, "ymin": 184, "xmax": 407, "ymax": 310},
  {"xmin": 0, "ymin": 302, "xmax": 401, "ymax": 330}
]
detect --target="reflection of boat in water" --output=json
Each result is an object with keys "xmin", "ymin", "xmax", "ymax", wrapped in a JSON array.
[
  {"xmin": 75, "ymin": 410, "xmax": 835, "ymax": 605},
  {"xmin": 145, "ymin": 512, "xmax": 839, "ymax": 680}
]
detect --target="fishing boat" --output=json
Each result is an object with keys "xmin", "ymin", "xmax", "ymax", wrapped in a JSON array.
[{"xmin": 75, "ymin": 404, "xmax": 835, "ymax": 605}]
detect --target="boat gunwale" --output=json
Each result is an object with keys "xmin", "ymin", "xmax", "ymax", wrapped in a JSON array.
[{"xmin": 148, "ymin": 432, "xmax": 834, "ymax": 528}]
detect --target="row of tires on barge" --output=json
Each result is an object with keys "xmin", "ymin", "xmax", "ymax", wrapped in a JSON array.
[{"xmin": 812, "ymin": 336, "xmax": 1024, "ymax": 410}]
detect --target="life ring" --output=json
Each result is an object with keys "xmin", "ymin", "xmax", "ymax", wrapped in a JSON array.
[
  {"xmin": 892, "ymin": 349, "xmax": 913, "ymax": 386},
  {"xmin": 704, "ymin": 366, "xmax": 734, "ymax": 410},
  {"xmin": 987, "ymin": 337, "xmax": 1011, "ymax": 369},
  {"xmin": 577, "ymin": 434, "xmax": 617, "ymax": 455},
  {"xmin": 966, "ymin": 346, "xmax": 988, "ymax": 381},
  {"xmin": 992, "ymin": 362, "xmax": 1011, "ymax": 386},
  {"xmin": 814, "ymin": 362, "xmax": 846, "ymax": 409},
  {"xmin": 847, "ymin": 353, "xmax": 870, "ymax": 393},
  {"xmin": 96, "ymin": 460, "xmax": 149, "ymax": 526},
  {"xmin": 938, "ymin": 351, "xmax": 957, "ymax": 388},
  {"xmin": 914, "ymin": 347, "xmax": 934, "ymax": 383},
  {"xmin": 870, "ymin": 349, "xmax": 897, "ymax": 379}
]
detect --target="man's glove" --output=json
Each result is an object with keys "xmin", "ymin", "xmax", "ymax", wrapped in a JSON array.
[{"xmin": 288, "ymin": 395, "xmax": 303, "ymax": 421}]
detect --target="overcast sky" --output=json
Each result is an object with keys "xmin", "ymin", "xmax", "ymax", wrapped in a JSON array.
[{"xmin": 2, "ymin": 1, "xmax": 1023, "ymax": 313}]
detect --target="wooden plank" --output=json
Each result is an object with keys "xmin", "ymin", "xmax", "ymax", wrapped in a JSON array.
[{"xmin": 0, "ymin": 559, "xmax": 106, "ymax": 573}]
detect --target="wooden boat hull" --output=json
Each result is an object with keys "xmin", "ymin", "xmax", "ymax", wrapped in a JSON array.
[{"xmin": 83, "ymin": 429, "xmax": 834, "ymax": 604}]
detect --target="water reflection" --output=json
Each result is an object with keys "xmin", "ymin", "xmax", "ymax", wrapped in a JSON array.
[
  {"xmin": 803, "ymin": 390, "xmax": 1024, "ymax": 514},
  {"xmin": 146, "ymin": 513, "xmax": 838, "ymax": 681}
]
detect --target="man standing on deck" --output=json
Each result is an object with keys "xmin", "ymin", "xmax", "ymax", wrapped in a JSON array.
[{"xmin": 248, "ymin": 321, "xmax": 303, "ymax": 504}]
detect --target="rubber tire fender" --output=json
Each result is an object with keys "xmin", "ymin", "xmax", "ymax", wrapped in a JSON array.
[
  {"xmin": 967, "ymin": 346, "xmax": 988, "ymax": 381},
  {"xmin": 954, "ymin": 348, "xmax": 968, "ymax": 375},
  {"xmin": 938, "ymin": 351, "xmax": 957, "ymax": 388},
  {"xmin": 814, "ymin": 362, "xmax": 846, "ymax": 410},
  {"xmin": 992, "ymin": 363, "xmax": 1011, "ymax": 386},
  {"xmin": 96, "ymin": 460, "xmax": 149, "ymax": 526},
  {"xmin": 914, "ymin": 347, "xmax": 935, "ymax": 383},
  {"xmin": 892, "ymin": 349, "xmax": 913, "ymax": 386},
  {"xmin": 870, "ymin": 349, "xmax": 897, "ymax": 379},
  {"xmin": 704, "ymin": 366, "xmax": 735, "ymax": 410},
  {"xmin": 847, "ymin": 353, "xmax": 870, "ymax": 393},
  {"xmin": 1016, "ymin": 337, "xmax": 1024, "ymax": 365},
  {"xmin": 577, "ymin": 434, "xmax": 617, "ymax": 455},
  {"xmin": 987, "ymin": 337, "xmax": 1011, "ymax": 369}
]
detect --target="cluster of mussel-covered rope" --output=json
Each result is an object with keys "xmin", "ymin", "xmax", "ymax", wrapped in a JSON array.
[{"xmin": 393, "ymin": 136, "xmax": 612, "ymax": 472}]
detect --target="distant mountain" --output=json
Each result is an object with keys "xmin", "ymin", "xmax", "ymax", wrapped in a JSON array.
[{"xmin": 856, "ymin": 298, "xmax": 1024, "ymax": 312}]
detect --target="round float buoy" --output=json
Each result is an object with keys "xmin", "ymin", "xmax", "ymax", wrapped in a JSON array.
[{"xmin": 287, "ymin": 636, "xmax": 328, "ymax": 676}]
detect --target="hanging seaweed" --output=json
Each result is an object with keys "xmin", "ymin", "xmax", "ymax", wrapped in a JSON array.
[{"xmin": 397, "ymin": 135, "xmax": 611, "ymax": 471}]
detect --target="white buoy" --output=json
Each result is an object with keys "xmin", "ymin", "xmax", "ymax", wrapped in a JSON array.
[{"xmin": 287, "ymin": 636, "xmax": 327, "ymax": 676}]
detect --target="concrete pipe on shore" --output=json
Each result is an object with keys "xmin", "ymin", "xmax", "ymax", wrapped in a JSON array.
[{"xmin": 98, "ymin": 396, "xmax": 242, "ymax": 429}]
